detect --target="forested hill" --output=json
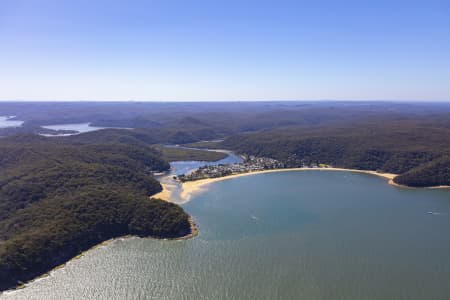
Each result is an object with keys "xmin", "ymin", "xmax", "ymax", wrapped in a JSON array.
[
  {"xmin": 0, "ymin": 135, "xmax": 191, "ymax": 291},
  {"xmin": 2, "ymin": 102, "xmax": 450, "ymax": 290},
  {"xmin": 221, "ymin": 121, "xmax": 450, "ymax": 187},
  {"xmin": 394, "ymin": 156, "xmax": 450, "ymax": 187}
]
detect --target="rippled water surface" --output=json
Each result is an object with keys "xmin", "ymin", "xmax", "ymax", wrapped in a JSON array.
[{"xmin": 3, "ymin": 171, "xmax": 450, "ymax": 300}]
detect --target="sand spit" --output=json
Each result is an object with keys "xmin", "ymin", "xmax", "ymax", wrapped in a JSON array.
[{"xmin": 151, "ymin": 183, "xmax": 173, "ymax": 201}]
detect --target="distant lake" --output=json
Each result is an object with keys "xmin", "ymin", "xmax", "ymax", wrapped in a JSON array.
[
  {"xmin": 40, "ymin": 123, "xmax": 106, "ymax": 136},
  {"xmin": 0, "ymin": 116, "xmax": 24, "ymax": 128},
  {"xmin": 4, "ymin": 171, "xmax": 450, "ymax": 300}
]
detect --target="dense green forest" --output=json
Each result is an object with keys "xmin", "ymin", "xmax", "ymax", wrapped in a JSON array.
[
  {"xmin": 59, "ymin": 127, "xmax": 220, "ymax": 145},
  {"xmin": 394, "ymin": 156, "xmax": 450, "ymax": 187},
  {"xmin": 157, "ymin": 146, "xmax": 227, "ymax": 162},
  {"xmin": 220, "ymin": 119, "xmax": 450, "ymax": 187},
  {"xmin": 1, "ymin": 101, "xmax": 450, "ymax": 290},
  {"xmin": 3, "ymin": 101, "xmax": 450, "ymax": 141},
  {"xmin": 0, "ymin": 136, "xmax": 192, "ymax": 291}
]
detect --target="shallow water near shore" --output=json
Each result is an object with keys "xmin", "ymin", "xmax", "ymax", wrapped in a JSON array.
[
  {"xmin": 155, "ymin": 148, "xmax": 243, "ymax": 203},
  {"xmin": 3, "ymin": 171, "xmax": 450, "ymax": 300}
]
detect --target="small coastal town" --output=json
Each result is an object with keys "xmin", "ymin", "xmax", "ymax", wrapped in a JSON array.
[{"xmin": 177, "ymin": 155, "xmax": 329, "ymax": 182}]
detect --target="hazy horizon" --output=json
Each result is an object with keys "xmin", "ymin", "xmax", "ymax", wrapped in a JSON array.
[{"xmin": 1, "ymin": 99, "xmax": 450, "ymax": 103}]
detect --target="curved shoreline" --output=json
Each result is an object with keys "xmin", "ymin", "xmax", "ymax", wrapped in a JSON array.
[
  {"xmin": 388, "ymin": 179, "xmax": 450, "ymax": 190},
  {"xmin": 152, "ymin": 184, "xmax": 173, "ymax": 201},
  {"xmin": 7, "ymin": 167, "xmax": 446, "ymax": 293},
  {"xmin": 156, "ymin": 167, "xmax": 450, "ymax": 204},
  {"xmin": 2, "ymin": 216, "xmax": 198, "ymax": 294},
  {"xmin": 179, "ymin": 168, "xmax": 398, "ymax": 202}
]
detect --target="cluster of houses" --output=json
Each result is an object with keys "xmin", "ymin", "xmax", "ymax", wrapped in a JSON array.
[
  {"xmin": 178, "ymin": 156, "xmax": 285, "ymax": 181},
  {"xmin": 176, "ymin": 153, "xmax": 333, "ymax": 182}
]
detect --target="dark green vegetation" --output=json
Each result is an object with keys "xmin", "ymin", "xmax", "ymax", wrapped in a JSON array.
[
  {"xmin": 158, "ymin": 146, "xmax": 227, "ymax": 162},
  {"xmin": 221, "ymin": 118, "xmax": 450, "ymax": 187},
  {"xmin": 0, "ymin": 135, "xmax": 191, "ymax": 291},
  {"xmin": 2, "ymin": 101, "xmax": 450, "ymax": 188},
  {"xmin": 395, "ymin": 156, "xmax": 450, "ymax": 187},
  {"xmin": 3, "ymin": 101, "xmax": 449, "ymax": 141},
  {"xmin": 182, "ymin": 141, "xmax": 223, "ymax": 149},
  {"xmin": 1, "ymin": 101, "xmax": 450, "ymax": 290}
]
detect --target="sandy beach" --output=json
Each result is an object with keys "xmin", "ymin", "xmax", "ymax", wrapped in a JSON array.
[
  {"xmin": 168, "ymin": 168, "xmax": 397, "ymax": 203},
  {"xmin": 151, "ymin": 183, "xmax": 173, "ymax": 201},
  {"xmin": 154, "ymin": 167, "xmax": 450, "ymax": 204}
]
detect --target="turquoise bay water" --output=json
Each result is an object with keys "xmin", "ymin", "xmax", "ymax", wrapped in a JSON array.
[{"xmin": 3, "ymin": 171, "xmax": 450, "ymax": 300}]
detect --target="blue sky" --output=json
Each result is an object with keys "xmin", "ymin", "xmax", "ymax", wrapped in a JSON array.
[{"xmin": 0, "ymin": 0, "xmax": 449, "ymax": 101}]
